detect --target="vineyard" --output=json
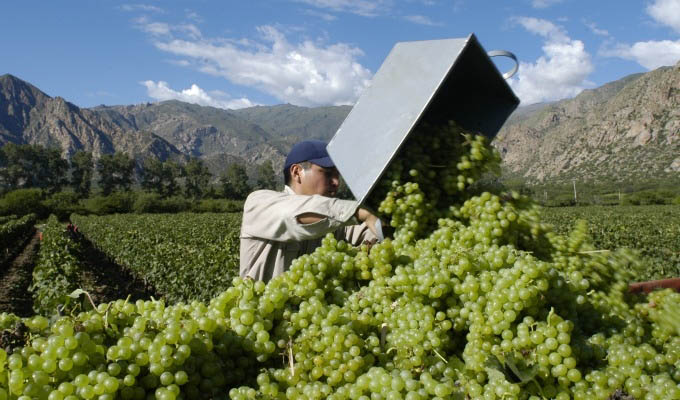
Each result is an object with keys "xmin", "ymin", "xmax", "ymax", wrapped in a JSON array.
[
  {"xmin": 70, "ymin": 213, "xmax": 241, "ymax": 303},
  {"xmin": 0, "ymin": 125, "xmax": 678, "ymax": 399},
  {"xmin": 541, "ymin": 205, "xmax": 680, "ymax": 280}
]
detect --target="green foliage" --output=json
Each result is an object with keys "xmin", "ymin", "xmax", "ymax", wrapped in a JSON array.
[
  {"xmin": 673, "ymin": 195, "xmax": 680, "ymax": 205},
  {"xmin": 0, "ymin": 188, "xmax": 46, "ymax": 217},
  {"xmin": 71, "ymin": 213, "xmax": 242, "ymax": 303},
  {"xmin": 96, "ymin": 152, "xmax": 135, "ymax": 195},
  {"xmin": 29, "ymin": 215, "xmax": 84, "ymax": 315},
  {"xmin": 157, "ymin": 196, "xmax": 193, "ymax": 213},
  {"xmin": 141, "ymin": 158, "xmax": 181, "ymax": 197},
  {"xmin": 81, "ymin": 191, "xmax": 135, "ymax": 215},
  {"xmin": 254, "ymin": 160, "xmax": 278, "ymax": 191},
  {"xmin": 621, "ymin": 189, "xmax": 675, "ymax": 205},
  {"xmin": 0, "ymin": 213, "xmax": 36, "ymax": 258},
  {"xmin": 0, "ymin": 143, "xmax": 68, "ymax": 194},
  {"xmin": 182, "ymin": 158, "xmax": 212, "ymax": 199},
  {"xmin": 70, "ymin": 150, "xmax": 94, "ymax": 197},
  {"xmin": 541, "ymin": 205, "xmax": 680, "ymax": 280},
  {"xmin": 191, "ymin": 198, "xmax": 244, "ymax": 213},
  {"xmin": 220, "ymin": 162, "xmax": 251, "ymax": 199},
  {"xmin": 504, "ymin": 179, "xmax": 680, "ymax": 207},
  {"xmin": 41, "ymin": 190, "xmax": 85, "ymax": 220},
  {"xmin": 132, "ymin": 192, "xmax": 163, "ymax": 213},
  {"xmin": 132, "ymin": 193, "xmax": 197, "ymax": 213}
]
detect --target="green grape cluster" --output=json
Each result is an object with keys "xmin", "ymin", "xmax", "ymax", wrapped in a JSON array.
[{"xmin": 1, "ymin": 121, "xmax": 679, "ymax": 400}]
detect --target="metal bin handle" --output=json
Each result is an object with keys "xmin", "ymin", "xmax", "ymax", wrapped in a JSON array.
[{"xmin": 487, "ymin": 50, "xmax": 519, "ymax": 79}]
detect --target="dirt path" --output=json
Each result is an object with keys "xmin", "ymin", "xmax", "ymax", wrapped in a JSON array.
[
  {"xmin": 0, "ymin": 231, "xmax": 40, "ymax": 317},
  {"xmin": 76, "ymin": 236, "xmax": 159, "ymax": 306}
]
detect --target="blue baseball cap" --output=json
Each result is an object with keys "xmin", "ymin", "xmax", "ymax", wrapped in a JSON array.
[{"xmin": 284, "ymin": 140, "xmax": 335, "ymax": 172}]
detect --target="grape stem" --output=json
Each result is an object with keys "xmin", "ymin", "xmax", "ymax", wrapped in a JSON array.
[
  {"xmin": 380, "ymin": 323, "xmax": 387, "ymax": 351},
  {"xmin": 288, "ymin": 337, "xmax": 295, "ymax": 376},
  {"xmin": 433, "ymin": 349, "xmax": 448, "ymax": 364},
  {"xmin": 79, "ymin": 289, "xmax": 98, "ymax": 313}
]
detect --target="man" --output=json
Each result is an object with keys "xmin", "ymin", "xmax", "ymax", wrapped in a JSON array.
[{"xmin": 240, "ymin": 140, "xmax": 381, "ymax": 282}]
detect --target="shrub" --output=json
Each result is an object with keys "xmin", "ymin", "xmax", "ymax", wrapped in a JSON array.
[
  {"xmin": 191, "ymin": 198, "xmax": 243, "ymax": 213},
  {"xmin": 673, "ymin": 195, "xmax": 680, "ymax": 205},
  {"xmin": 621, "ymin": 190, "xmax": 670, "ymax": 205},
  {"xmin": 82, "ymin": 191, "xmax": 135, "ymax": 215},
  {"xmin": 159, "ymin": 196, "xmax": 192, "ymax": 213},
  {"xmin": 133, "ymin": 192, "xmax": 163, "ymax": 214},
  {"xmin": 42, "ymin": 191, "xmax": 85, "ymax": 220},
  {"xmin": 0, "ymin": 188, "xmax": 47, "ymax": 217}
]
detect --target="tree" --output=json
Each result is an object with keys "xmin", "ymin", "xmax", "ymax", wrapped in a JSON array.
[
  {"xmin": 255, "ymin": 160, "xmax": 278, "ymax": 191},
  {"xmin": 140, "ymin": 158, "xmax": 163, "ymax": 193},
  {"xmin": 97, "ymin": 152, "xmax": 135, "ymax": 195},
  {"xmin": 0, "ymin": 144, "xmax": 67, "ymax": 194},
  {"xmin": 141, "ymin": 158, "xmax": 181, "ymax": 198},
  {"xmin": 70, "ymin": 151, "xmax": 94, "ymax": 197},
  {"xmin": 0, "ymin": 143, "xmax": 30, "ymax": 190},
  {"xmin": 220, "ymin": 162, "xmax": 251, "ymax": 200},
  {"xmin": 183, "ymin": 158, "xmax": 212, "ymax": 199},
  {"xmin": 39, "ymin": 147, "xmax": 69, "ymax": 194}
]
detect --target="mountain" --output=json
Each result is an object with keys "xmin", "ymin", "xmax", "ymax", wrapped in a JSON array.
[
  {"xmin": 0, "ymin": 74, "xmax": 353, "ymax": 177},
  {"xmin": 0, "ymin": 74, "xmax": 182, "ymax": 161},
  {"xmin": 494, "ymin": 63, "xmax": 680, "ymax": 185},
  {"xmin": 231, "ymin": 103, "xmax": 351, "ymax": 142},
  {"xmin": 1, "ymin": 65, "xmax": 679, "ymax": 186}
]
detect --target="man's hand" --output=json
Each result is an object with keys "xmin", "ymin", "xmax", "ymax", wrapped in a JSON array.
[{"xmin": 355, "ymin": 207, "xmax": 381, "ymax": 240}]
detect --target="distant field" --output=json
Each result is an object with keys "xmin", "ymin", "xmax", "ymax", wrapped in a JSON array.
[{"xmin": 540, "ymin": 205, "xmax": 680, "ymax": 280}]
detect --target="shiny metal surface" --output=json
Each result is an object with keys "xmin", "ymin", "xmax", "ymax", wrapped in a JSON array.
[{"xmin": 327, "ymin": 34, "xmax": 520, "ymax": 205}]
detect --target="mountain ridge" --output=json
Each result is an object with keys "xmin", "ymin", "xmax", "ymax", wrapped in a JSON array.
[{"xmin": 1, "ymin": 67, "xmax": 679, "ymax": 185}]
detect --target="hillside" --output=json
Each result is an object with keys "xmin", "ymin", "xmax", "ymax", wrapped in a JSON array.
[
  {"xmin": 494, "ymin": 63, "xmax": 680, "ymax": 186},
  {"xmin": 0, "ymin": 74, "xmax": 182, "ymax": 161},
  {"xmin": 1, "ymin": 65, "xmax": 679, "ymax": 186}
]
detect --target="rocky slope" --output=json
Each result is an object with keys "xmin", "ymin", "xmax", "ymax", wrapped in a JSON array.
[
  {"xmin": 0, "ymin": 75, "xmax": 182, "ymax": 162},
  {"xmin": 1, "ymin": 64, "xmax": 679, "ymax": 185},
  {"xmin": 494, "ymin": 62, "xmax": 680, "ymax": 185}
]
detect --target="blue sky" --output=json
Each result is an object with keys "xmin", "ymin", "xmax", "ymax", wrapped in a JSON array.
[{"xmin": 2, "ymin": 1, "xmax": 680, "ymax": 109}]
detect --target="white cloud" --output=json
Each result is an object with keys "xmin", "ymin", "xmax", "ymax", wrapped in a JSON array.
[
  {"xmin": 403, "ymin": 15, "xmax": 441, "ymax": 26},
  {"xmin": 531, "ymin": 0, "xmax": 563, "ymax": 9},
  {"xmin": 146, "ymin": 24, "xmax": 372, "ymax": 106},
  {"xmin": 134, "ymin": 17, "xmax": 171, "ymax": 36},
  {"xmin": 295, "ymin": 0, "xmax": 392, "ymax": 17},
  {"xmin": 602, "ymin": 40, "xmax": 680, "ymax": 69},
  {"xmin": 583, "ymin": 21, "xmax": 609, "ymax": 37},
  {"xmin": 600, "ymin": 0, "xmax": 680, "ymax": 69},
  {"xmin": 121, "ymin": 4, "xmax": 164, "ymax": 13},
  {"xmin": 133, "ymin": 17, "xmax": 200, "ymax": 39},
  {"xmin": 141, "ymin": 81, "xmax": 256, "ymax": 109},
  {"xmin": 185, "ymin": 10, "xmax": 203, "ymax": 23},
  {"xmin": 647, "ymin": 0, "xmax": 680, "ymax": 33},
  {"xmin": 509, "ymin": 17, "xmax": 594, "ymax": 105},
  {"xmin": 304, "ymin": 9, "xmax": 338, "ymax": 21}
]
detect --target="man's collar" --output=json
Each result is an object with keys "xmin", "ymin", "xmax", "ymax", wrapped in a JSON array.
[{"xmin": 284, "ymin": 185, "xmax": 296, "ymax": 195}]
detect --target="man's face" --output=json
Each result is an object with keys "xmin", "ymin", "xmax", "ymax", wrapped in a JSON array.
[{"xmin": 297, "ymin": 163, "xmax": 340, "ymax": 197}]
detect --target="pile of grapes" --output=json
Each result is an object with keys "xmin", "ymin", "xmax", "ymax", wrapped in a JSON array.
[{"xmin": 1, "ymin": 121, "xmax": 679, "ymax": 400}]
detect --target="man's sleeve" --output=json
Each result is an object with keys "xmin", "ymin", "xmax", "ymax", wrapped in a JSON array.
[
  {"xmin": 343, "ymin": 222, "xmax": 378, "ymax": 246},
  {"xmin": 241, "ymin": 190, "xmax": 360, "ymax": 242}
]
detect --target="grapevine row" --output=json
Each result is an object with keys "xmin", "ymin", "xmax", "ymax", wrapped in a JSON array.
[
  {"xmin": 0, "ymin": 214, "xmax": 37, "ymax": 262},
  {"xmin": 70, "ymin": 213, "xmax": 241, "ymax": 303},
  {"xmin": 542, "ymin": 205, "xmax": 680, "ymax": 280},
  {"xmin": 29, "ymin": 215, "xmax": 85, "ymax": 316}
]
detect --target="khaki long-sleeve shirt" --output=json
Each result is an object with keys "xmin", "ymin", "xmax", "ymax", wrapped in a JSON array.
[{"xmin": 239, "ymin": 186, "xmax": 376, "ymax": 282}]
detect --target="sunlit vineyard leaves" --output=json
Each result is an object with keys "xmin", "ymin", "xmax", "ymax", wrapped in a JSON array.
[
  {"xmin": 71, "ymin": 213, "xmax": 241, "ymax": 303},
  {"xmin": 541, "ymin": 205, "xmax": 680, "ymax": 280}
]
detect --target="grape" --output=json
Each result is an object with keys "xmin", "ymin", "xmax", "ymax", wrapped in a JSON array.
[{"xmin": 1, "ymin": 121, "xmax": 678, "ymax": 400}]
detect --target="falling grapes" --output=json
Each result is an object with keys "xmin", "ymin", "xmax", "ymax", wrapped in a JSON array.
[{"xmin": 0, "ymin": 121, "xmax": 678, "ymax": 400}]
